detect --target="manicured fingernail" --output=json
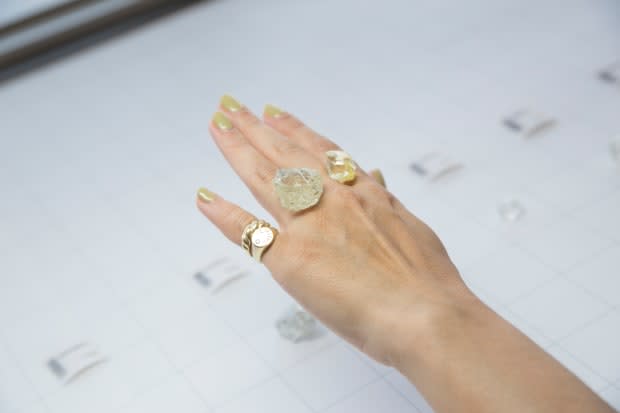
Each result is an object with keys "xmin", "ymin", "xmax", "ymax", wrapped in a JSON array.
[
  {"xmin": 197, "ymin": 187, "xmax": 216, "ymax": 203},
  {"xmin": 212, "ymin": 112, "xmax": 233, "ymax": 130},
  {"xmin": 264, "ymin": 104, "xmax": 284, "ymax": 118},
  {"xmin": 369, "ymin": 169, "xmax": 386, "ymax": 188},
  {"xmin": 220, "ymin": 94, "xmax": 243, "ymax": 112}
]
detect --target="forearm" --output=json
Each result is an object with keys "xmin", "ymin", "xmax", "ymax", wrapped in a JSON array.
[{"xmin": 394, "ymin": 294, "xmax": 614, "ymax": 413}]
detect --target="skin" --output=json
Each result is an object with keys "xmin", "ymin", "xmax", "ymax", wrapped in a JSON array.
[{"xmin": 196, "ymin": 97, "xmax": 615, "ymax": 413}]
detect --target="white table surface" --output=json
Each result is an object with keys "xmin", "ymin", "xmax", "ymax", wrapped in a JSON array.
[{"xmin": 1, "ymin": 0, "xmax": 619, "ymax": 412}]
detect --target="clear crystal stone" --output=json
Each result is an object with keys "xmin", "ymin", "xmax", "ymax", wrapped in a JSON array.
[
  {"xmin": 276, "ymin": 305, "xmax": 317, "ymax": 343},
  {"xmin": 498, "ymin": 199, "xmax": 526, "ymax": 222},
  {"xmin": 273, "ymin": 168, "xmax": 323, "ymax": 212}
]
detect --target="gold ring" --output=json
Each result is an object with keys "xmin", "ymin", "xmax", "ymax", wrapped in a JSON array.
[
  {"xmin": 241, "ymin": 220, "xmax": 261, "ymax": 256},
  {"xmin": 241, "ymin": 220, "xmax": 278, "ymax": 263}
]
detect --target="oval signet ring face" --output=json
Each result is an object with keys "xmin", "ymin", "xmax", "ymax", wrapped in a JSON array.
[
  {"xmin": 241, "ymin": 220, "xmax": 278, "ymax": 263},
  {"xmin": 252, "ymin": 226, "xmax": 275, "ymax": 248}
]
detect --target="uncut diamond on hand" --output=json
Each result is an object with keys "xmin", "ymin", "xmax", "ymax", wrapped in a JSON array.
[
  {"xmin": 326, "ymin": 150, "xmax": 357, "ymax": 184},
  {"xmin": 273, "ymin": 168, "xmax": 324, "ymax": 212}
]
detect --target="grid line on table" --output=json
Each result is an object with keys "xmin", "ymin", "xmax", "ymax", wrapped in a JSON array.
[
  {"xmin": 1, "ymin": 192, "xmax": 203, "ymax": 412},
  {"xmin": 479, "ymin": 291, "xmax": 618, "ymax": 391},
  {"xmin": 321, "ymin": 376, "xmax": 422, "ymax": 413},
  {"xmin": 516, "ymin": 315, "xmax": 615, "ymax": 392},
  {"xmin": 557, "ymin": 309, "xmax": 620, "ymax": 383},
  {"xmin": 182, "ymin": 282, "xmax": 319, "ymax": 413},
  {"xmin": 111, "ymin": 303, "xmax": 212, "ymax": 412},
  {"xmin": 383, "ymin": 384, "xmax": 424, "ymax": 413},
  {"xmin": 462, "ymin": 225, "xmax": 620, "ymax": 390},
  {"xmin": 0, "ymin": 330, "xmax": 50, "ymax": 412},
  {"xmin": 509, "ymin": 275, "xmax": 614, "ymax": 338},
  {"xmin": 1, "ymin": 237, "xmax": 163, "ymax": 400}
]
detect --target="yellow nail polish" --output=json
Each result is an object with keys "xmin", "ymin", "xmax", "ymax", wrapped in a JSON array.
[
  {"xmin": 369, "ymin": 169, "xmax": 386, "ymax": 188},
  {"xmin": 212, "ymin": 112, "xmax": 233, "ymax": 130},
  {"xmin": 220, "ymin": 94, "xmax": 243, "ymax": 112},
  {"xmin": 197, "ymin": 187, "xmax": 216, "ymax": 203},
  {"xmin": 264, "ymin": 104, "xmax": 284, "ymax": 118}
]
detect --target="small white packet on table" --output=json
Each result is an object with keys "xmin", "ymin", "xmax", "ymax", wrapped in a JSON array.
[
  {"xmin": 409, "ymin": 152, "xmax": 463, "ymax": 181},
  {"xmin": 503, "ymin": 109, "xmax": 556, "ymax": 138},
  {"xmin": 193, "ymin": 257, "xmax": 249, "ymax": 295},
  {"xmin": 47, "ymin": 342, "xmax": 106, "ymax": 384}
]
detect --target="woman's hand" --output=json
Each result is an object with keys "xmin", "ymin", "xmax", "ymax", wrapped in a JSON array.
[
  {"xmin": 196, "ymin": 95, "xmax": 475, "ymax": 366},
  {"xmin": 196, "ymin": 95, "xmax": 614, "ymax": 413}
]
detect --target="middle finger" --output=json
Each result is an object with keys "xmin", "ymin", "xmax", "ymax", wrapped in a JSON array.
[
  {"xmin": 219, "ymin": 95, "xmax": 327, "ymax": 175},
  {"xmin": 209, "ymin": 111, "xmax": 288, "ymax": 224}
]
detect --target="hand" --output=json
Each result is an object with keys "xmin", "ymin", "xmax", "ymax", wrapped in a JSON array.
[
  {"xmin": 197, "ymin": 95, "xmax": 614, "ymax": 413},
  {"xmin": 196, "ymin": 95, "xmax": 475, "ymax": 366}
]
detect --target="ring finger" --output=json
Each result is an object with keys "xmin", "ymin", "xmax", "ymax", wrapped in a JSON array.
[
  {"xmin": 219, "ymin": 95, "xmax": 330, "ymax": 179},
  {"xmin": 209, "ymin": 111, "xmax": 289, "ymax": 224},
  {"xmin": 260, "ymin": 105, "xmax": 373, "ymax": 183}
]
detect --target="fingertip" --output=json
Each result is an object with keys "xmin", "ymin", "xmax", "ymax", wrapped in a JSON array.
[
  {"xmin": 196, "ymin": 187, "xmax": 217, "ymax": 216},
  {"xmin": 369, "ymin": 169, "xmax": 386, "ymax": 188},
  {"xmin": 220, "ymin": 94, "xmax": 244, "ymax": 112},
  {"xmin": 263, "ymin": 103, "xmax": 285, "ymax": 119},
  {"xmin": 197, "ymin": 187, "xmax": 217, "ymax": 203},
  {"xmin": 212, "ymin": 112, "xmax": 234, "ymax": 131}
]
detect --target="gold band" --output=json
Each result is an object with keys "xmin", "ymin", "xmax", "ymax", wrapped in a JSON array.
[
  {"xmin": 241, "ymin": 220, "xmax": 278, "ymax": 263},
  {"xmin": 241, "ymin": 220, "xmax": 261, "ymax": 256}
]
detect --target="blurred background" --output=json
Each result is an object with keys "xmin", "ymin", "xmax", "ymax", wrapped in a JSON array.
[{"xmin": 1, "ymin": 0, "xmax": 619, "ymax": 412}]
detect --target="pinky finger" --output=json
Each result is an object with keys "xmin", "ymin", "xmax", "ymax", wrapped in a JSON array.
[
  {"xmin": 196, "ymin": 187, "xmax": 255, "ymax": 246},
  {"xmin": 368, "ymin": 169, "xmax": 386, "ymax": 188},
  {"xmin": 195, "ymin": 187, "xmax": 283, "ymax": 266}
]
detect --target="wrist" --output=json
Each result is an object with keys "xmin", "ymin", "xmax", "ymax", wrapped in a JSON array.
[{"xmin": 384, "ymin": 282, "xmax": 485, "ymax": 374}]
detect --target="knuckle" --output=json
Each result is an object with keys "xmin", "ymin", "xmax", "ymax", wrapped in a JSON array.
[
  {"xmin": 229, "ymin": 208, "xmax": 252, "ymax": 234},
  {"xmin": 289, "ymin": 238, "xmax": 323, "ymax": 268},
  {"xmin": 220, "ymin": 133, "xmax": 246, "ymax": 151},
  {"xmin": 285, "ymin": 117, "xmax": 306, "ymax": 133},
  {"xmin": 335, "ymin": 187, "xmax": 363, "ymax": 209},
  {"xmin": 238, "ymin": 110, "xmax": 262, "ymax": 128},
  {"xmin": 364, "ymin": 182, "xmax": 396, "ymax": 207},
  {"xmin": 253, "ymin": 161, "xmax": 276, "ymax": 185},
  {"xmin": 385, "ymin": 192, "xmax": 399, "ymax": 208},
  {"xmin": 365, "ymin": 181, "xmax": 387, "ymax": 197},
  {"xmin": 233, "ymin": 210, "xmax": 250, "ymax": 228},
  {"xmin": 281, "ymin": 117, "xmax": 338, "ymax": 153},
  {"xmin": 316, "ymin": 138, "xmax": 339, "ymax": 153},
  {"xmin": 312, "ymin": 208, "xmax": 338, "ymax": 237},
  {"xmin": 288, "ymin": 120, "xmax": 321, "ymax": 144},
  {"xmin": 273, "ymin": 139, "xmax": 306, "ymax": 157},
  {"xmin": 296, "ymin": 240, "xmax": 323, "ymax": 264}
]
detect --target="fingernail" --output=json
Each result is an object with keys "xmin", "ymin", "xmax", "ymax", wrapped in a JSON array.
[
  {"xmin": 369, "ymin": 169, "xmax": 386, "ymax": 188},
  {"xmin": 264, "ymin": 104, "xmax": 284, "ymax": 118},
  {"xmin": 212, "ymin": 112, "xmax": 233, "ymax": 130},
  {"xmin": 197, "ymin": 187, "xmax": 216, "ymax": 203},
  {"xmin": 220, "ymin": 94, "xmax": 243, "ymax": 112}
]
